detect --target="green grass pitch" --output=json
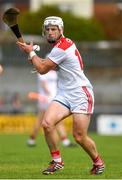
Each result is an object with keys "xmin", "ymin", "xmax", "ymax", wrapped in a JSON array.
[{"xmin": 0, "ymin": 133, "xmax": 122, "ymax": 179}]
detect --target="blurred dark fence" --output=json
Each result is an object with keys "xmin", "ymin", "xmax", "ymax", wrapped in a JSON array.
[{"xmin": 0, "ymin": 38, "xmax": 122, "ymax": 115}]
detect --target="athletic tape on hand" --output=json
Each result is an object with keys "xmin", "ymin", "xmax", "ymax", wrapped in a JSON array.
[
  {"xmin": 28, "ymin": 44, "xmax": 40, "ymax": 60},
  {"xmin": 29, "ymin": 44, "xmax": 40, "ymax": 74}
]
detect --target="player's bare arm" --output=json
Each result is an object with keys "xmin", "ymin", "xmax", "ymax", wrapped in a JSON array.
[{"xmin": 30, "ymin": 56, "xmax": 57, "ymax": 74}]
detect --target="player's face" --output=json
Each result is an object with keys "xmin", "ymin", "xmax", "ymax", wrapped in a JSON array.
[{"xmin": 44, "ymin": 25, "xmax": 62, "ymax": 43}]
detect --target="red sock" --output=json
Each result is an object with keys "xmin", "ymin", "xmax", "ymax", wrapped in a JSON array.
[
  {"xmin": 93, "ymin": 155, "xmax": 104, "ymax": 166},
  {"xmin": 30, "ymin": 135, "xmax": 35, "ymax": 139},
  {"xmin": 51, "ymin": 150, "xmax": 62, "ymax": 163}
]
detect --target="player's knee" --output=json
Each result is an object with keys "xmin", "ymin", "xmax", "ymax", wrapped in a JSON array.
[
  {"xmin": 73, "ymin": 132, "xmax": 86, "ymax": 145},
  {"xmin": 41, "ymin": 120, "xmax": 49, "ymax": 128},
  {"xmin": 41, "ymin": 120, "xmax": 51, "ymax": 132}
]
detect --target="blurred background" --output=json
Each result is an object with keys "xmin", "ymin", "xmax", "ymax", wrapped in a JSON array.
[{"xmin": 0, "ymin": 0, "xmax": 122, "ymax": 135}]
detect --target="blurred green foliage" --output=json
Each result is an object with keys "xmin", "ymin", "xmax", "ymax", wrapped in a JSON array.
[{"xmin": 19, "ymin": 5, "xmax": 106, "ymax": 41}]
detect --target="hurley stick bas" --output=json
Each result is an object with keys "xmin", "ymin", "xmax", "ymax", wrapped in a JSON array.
[
  {"xmin": 2, "ymin": 8, "xmax": 39, "ymax": 73},
  {"xmin": 2, "ymin": 7, "xmax": 24, "ymax": 43}
]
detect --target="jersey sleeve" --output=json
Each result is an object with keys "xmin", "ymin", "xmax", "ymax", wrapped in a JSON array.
[{"xmin": 47, "ymin": 47, "xmax": 66, "ymax": 65}]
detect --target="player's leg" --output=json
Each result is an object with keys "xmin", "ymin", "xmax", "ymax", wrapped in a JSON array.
[
  {"xmin": 56, "ymin": 121, "xmax": 71, "ymax": 146},
  {"xmin": 41, "ymin": 101, "xmax": 70, "ymax": 174},
  {"xmin": 42, "ymin": 101, "xmax": 70, "ymax": 151},
  {"xmin": 72, "ymin": 113, "xmax": 105, "ymax": 175},
  {"xmin": 56, "ymin": 121, "xmax": 76, "ymax": 147},
  {"xmin": 27, "ymin": 110, "xmax": 44, "ymax": 146}
]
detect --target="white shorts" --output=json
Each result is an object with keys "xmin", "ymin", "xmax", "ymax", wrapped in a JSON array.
[{"xmin": 53, "ymin": 86, "xmax": 94, "ymax": 114}]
